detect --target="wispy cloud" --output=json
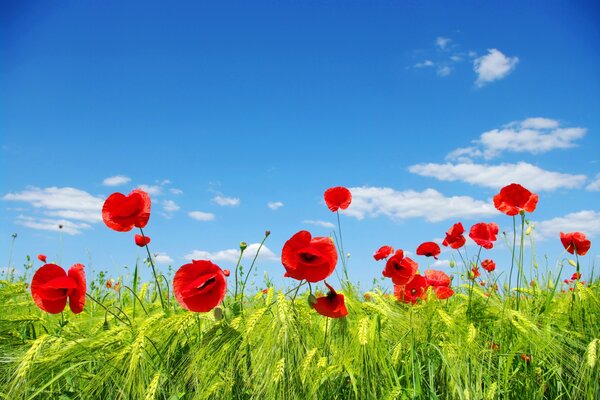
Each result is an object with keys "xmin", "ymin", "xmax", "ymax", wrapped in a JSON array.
[
  {"xmin": 409, "ymin": 162, "xmax": 586, "ymax": 192},
  {"xmin": 15, "ymin": 215, "xmax": 92, "ymax": 235},
  {"xmin": 163, "ymin": 200, "xmax": 180, "ymax": 213},
  {"xmin": 102, "ymin": 175, "xmax": 131, "ymax": 186},
  {"xmin": 446, "ymin": 118, "xmax": 587, "ymax": 161},
  {"xmin": 153, "ymin": 252, "xmax": 174, "ymax": 265},
  {"xmin": 437, "ymin": 66, "xmax": 452, "ymax": 77},
  {"xmin": 184, "ymin": 243, "xmax": 277, "ymax": 264},
  {"xmin": 586, "ymin": 173, "xmax": 600, "ymax": 191},
  {"xmin": 536, "ymin": 210, "xmax": 600, "ymax": 239},
  {"xmin": 474, "ymin": 49, "xmax": 518, "ymax": 87},
  {"xmin": 436, "ymin": 36, "xmax": 452, "ymax": 50},
  {"xmin": 212, "ymin": 195, "xmax": 240, "ymax": 207},
  {"xmin": 169, "ymin": 188, "xmax": 184, "ymax": 195},
  {"xmin": 188, "ymin": 211, "xmax": 215, "ymax": 221},
  {"xmin": 138, "ymin": 184, "xmax": 163, "ymax": 196},
  {"xmin": 268, "ymin": 201, "xmax": 284, "ymax": 210},
  {"xmin": 344, "ymin": 186, "xmax": 496, "ymax": 223},
  {"xmin": 415, "ymin": 60, "xmax": 435, "ymax": 68},
  {"xmin": 303, "ymin": 220, "xmax": 335, "ymax": 229}
]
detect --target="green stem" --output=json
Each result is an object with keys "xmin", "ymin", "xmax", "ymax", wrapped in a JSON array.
[
  {"xmin": 233, "ymin": 245, "xmax": 246, "ymax": 300},
  {"xmin": 121, "ymin": 285, "xmax": 149, "ymax": 316},
  {"xmin": 240, "ymin": 232, "xmax": 269, "ymax": 309},
  {"xmin": 508, "ymin": 216, "xmax": 517, "ymax": 302},
  {"xmin": 516, "ymin": 213, "xmax": 526, "ymax": 311},
  {"xmin": 139, "ymin": 228, "xmax": 166, "ymax": 311},
  {"xmin": 86, "ymin": 293, "xmax": 129, "ymax": 325}
]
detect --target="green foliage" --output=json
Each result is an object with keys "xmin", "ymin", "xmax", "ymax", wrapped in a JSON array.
[{"xmin": 1, "ymin": 276, "xmax": 599, "ymax": 399}]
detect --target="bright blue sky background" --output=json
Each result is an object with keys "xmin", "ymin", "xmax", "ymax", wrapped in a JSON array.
[{"xmin": 2, "ymin": 1, "xmax": 599, "ymax": 291}]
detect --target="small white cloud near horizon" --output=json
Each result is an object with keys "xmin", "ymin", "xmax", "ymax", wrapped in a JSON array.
[
  {"xmin": 432, "ymin": 259, "xmax": 451, "ymax": 268},
  {"xmin": 15, "ymin": 215, "xmax": 92, "ymax": 235},
  {"xmin": 268, "ymin": 201, "xmax": 284, "ymax": 210},
  {"xmin": 415, "ymin": 60, "xmax": 435, "ymax": 68},
  {"xmin": 169, "ymin": 188, "xmax": 184, "ymax": 195},
  {"xmin": 163, "ymin": 200, "xmax": 180, "ymax": 213},
  {"xmin": 212, "ymin": 195, "xmax": 240, "ymax": 207},
  {"xmin": 437, "ymin": 66, "xmax": 452, "ymax": 77},
  {"xmin": 138, "ymin": 184, "xmax": 163, "ymax": 196},
  {"xmin": 474, "ymin": 49, "xmax": 518, "ymax": 87},
  {"xmin": 102, "ymin": 175, "xmax": 131, "ymax": 186},
  {"xmin": 184, "ymin": 243, "xmax": 278, "ymax": 264},
  {"xmin": 409, "ymin": 161, "xmax": 586, "ymax": 192},
  {"xmin": 436, "ymin": 36, "xmax": 452, "ymax": 50},
  {"xmin": 188, "ymin": 211, "xmax": 215, "ymax": 221},
  {"xmin": 586, "ymin": 173, "xmax": 600, "ymax": 191},
  {"xmin": 344, "ymin": 186, "xmax": 497, "ymax": 223},
  {"xmin": 303, "ymin": 220, "xmax": 335, "ymax": 229},
  {"xmin": 153, "ymin": 252, "xmax": 174, "ymax": 265},
  {"xmin": 536, "ymin": 210, "xmax": 600, "ymax": 240}
]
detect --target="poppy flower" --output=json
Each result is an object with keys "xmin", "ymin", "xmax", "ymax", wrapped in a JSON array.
[
  {"xmin": 324, "ymin": 186, "xmax": 352, "ymax": 212},
  {"xmin": 442, "ymin": 222, "xmax": 466, "ymax": 249},
  {"xmin": 281, "ymin": 230, "xmax": 338, "ymax": 283},
  {"xmin": 373, "ymin": 245, "xmax": 394, "ymax": 261},
  {"xmin": 416, "ymin": 242, "xmax": 441, "ymax": 259},
  {"xmin": 134, "ymin": 234, "xmax": 151, "ymax": 247},
  {"xmin": 493, "ymin": 183, "xmax": 538, "ymax": 216},
  {"xmin": 311, "ymin": 281, "xmax": 348, "ymax": 318},
  {"xmin": 571, "ymin": 272, "xmax": 581, "ymax": 281},
  {"xmin": 382, "ymin": 250, "xmax": 417, "ymax": 285},
  {"xmin": 173, "ymin": 260, "xmax": 227, "ymax": 312},
  {"xmin": 469, "ymin": 222, "xmax": 499, "ymax": 249},
  {"xmin": 560, "ymin": 232, "xmax": 591, "ymax": 256},
  {"xmin": 481, "ymin": 259, "xmax": 496, "ymax": 272},
  {"xmin": 521, "ymin": 354, "xmax": 531, "ymax": 364},
  {"xmin": 425, "ymin": 269, "xmax": 454, "ymax": 300},
  {"xmin": 37, "ymin": 254, "xmax": 47, "ymax": 263},
  {"xmin": 31, "ymin": 263, "xmax": 86, "ymax": 314},
  {"xmin": 394, "ymin": 274, "xmax": 428, "ymax": 304},
  {"xmin": 469, "ymin": 267, "xmax": 481, "ymax": 280},
  {"xmin": 102, "ymin": 189, "xmax": 151, "ymax": 232}
]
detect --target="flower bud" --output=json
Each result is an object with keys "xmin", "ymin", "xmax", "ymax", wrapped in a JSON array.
[
  {"xmin": 265, "ymin": 230, "xmax": 271, "ymax": 237},
  {"xmin": 214, "ymin": 307, "xmax": 223, "ymax": 320},
  {"xmin": 240, "ymin": 242, "xmax": 248, "ymax": 251},
  {"xmin": 567, "ymin": 259, "xmax": 577, "ymax": 267}
]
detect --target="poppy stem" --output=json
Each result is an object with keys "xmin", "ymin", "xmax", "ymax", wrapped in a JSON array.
[
  {"xmin": 85, "ymin": 293, "xmax": 129, "ymax": 325},
  {"xmin": 516, "ymin": 213, "xmax": 526, "ymax": 311},
  {"xmin": 121, "ymin": 285, "xmax": 149, "ymax": 316},
  {"xmin": 139, "ymin": 228, "xmax": 166, "ymax": 311},
  {"xmin": 233, "ymin": 246, "xmax": 246, "ymax": 301},
  {"xmin": 508, "ymin": 216, "xmax": 517, "ymax": 304},
  {"xmin": 240, "ymin": 232, "xmax": 269, "ymax": 310},
  {"xmin": 335, "ymin": 211, "xmax": 350, "ymax": 286}
]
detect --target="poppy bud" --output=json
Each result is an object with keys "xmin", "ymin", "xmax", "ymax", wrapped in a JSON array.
[
  {"xmin": 449, "ymin": 260, "xmax": 455, "ymax": 268},
  {"xmin": 240, "ymin": 242, "xmax": 247, "ymax": 251},
  {"xmin": 103, "ymin": 320, "xmax": 110, "ymax": 330},
  {"xmin": 214, "ymin": 307, "xmax": 223, "ymax": 320},
  {"xmin": 59, "ymin": 225, "xmax": 63, "ymax": 229},
  {"xmin": 12, "ymin": 233, "xmax": 18, "ymax": 239},
  {"xmin": 223, "ymin": 269, "xmax": 230, "ymax": 277},
  {"xmin": 567, "ymin": 259, "xmax": 577, "ymax": 267},
  {"xmin": 525, "ymin": 225, "xmax": 533, "ymax": 236},
  {"xmin": 265, "ymin": 230, "xmax": 271, "ymax": 237}
]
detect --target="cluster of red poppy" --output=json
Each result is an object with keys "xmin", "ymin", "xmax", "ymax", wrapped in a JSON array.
[{"xmin": 28, "ymin": 182, "xmax": 592, "ymax": 316}]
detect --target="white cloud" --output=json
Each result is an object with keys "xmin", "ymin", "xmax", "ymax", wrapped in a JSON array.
[
  {"xmin": 586, "ymin": 173, "xmax": 600, "ymax": 191},
  {"xmin": 3, "ymin": 187, "xmax": 103, "ymax": 223},
  {"xmin": 474, "ymin": 49, "xmax": 518, "ymax": 86},
  {"xmin": 446, "ymin": 118, "xmax": 587, "ymax": 161},
  {"xmin": 432, "ymin": 259, "xmax": 451, "ymax": 268},
  {"xmin": 153, "ymin": 252, "xmax": 174, "ymax": 265},
  {"xmin": 188, "ymin": 211, "xmax": 215, "ymax": 221},
  {"xmin": 212, "ymin": 195, "xmax": 240, "ymax": 207},
  {"xmin": 303, "ymin": 220, "xmax": 335, "ymax": 229},
  {"xmin": 436, "ymin": 36, "xmax": 451, "ymax": 50},
  {"xmin": 437, "ymin": 66, "xmax": 452, "ymax": 77},
  {"xmin": 169, "ymin": 188, "xmax": 184, "ymax": 195},
  {"xmin": 163, "ymin": 200, "xmax": 180, "ymax": 213},
  {"xmin": 102, "ymin": 175, "xmax": 131, "ymax": 186},
  {"xmin": 184, "ymin": 243, "xmax": 278, "ymax": 264},
  {"xmin": 267, "ymin": 201, "xmax": 284, "ymax": 210},
  {"xmin": 15, "ymin": 215, "xmax": 92, "ymax": 235},
  {"xmin": 343, "ymin": 186, "xmax": 496, "ymax": 223},
  {"xmin": 409, "ymin": 162, "xmax": 586, "ymax": 192},
  {"xmin": 536, "ymin": 210, "xmax": 600, "ymax": 239},
  {"xmin": 138, "ymin": 184, "xmax": 163, "ymax": 196},
  {"xmin": 415, "ymin": 60, "xmax": 435, "ymax": 68}
]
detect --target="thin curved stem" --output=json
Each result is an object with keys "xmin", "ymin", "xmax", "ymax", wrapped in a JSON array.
[{"xmin": 139, "ymin": 228, "xmax": 165, "ymax": 311}]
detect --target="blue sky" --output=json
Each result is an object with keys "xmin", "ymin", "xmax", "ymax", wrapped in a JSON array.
[{"xmin": 2, "ymin": 1, "xmax": 599, "ymax": 290}]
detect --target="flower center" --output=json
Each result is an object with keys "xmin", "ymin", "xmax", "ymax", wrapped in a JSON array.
[
  {"xmin": 411, "ymin": 288, "xmax": 418, "ymax": 295},
  {"xmin": 196, "ymin": 277, "xmax": 216, "ymax": 291}
]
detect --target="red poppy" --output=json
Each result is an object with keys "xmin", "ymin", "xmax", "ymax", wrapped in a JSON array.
[
  {"xmin": 382, "ymin": 250, "xmax": 417, "ymax": 285},
  {"xmin": 416, "ymin": 242, "xmax": 441, "ymax": 259},
  {"xmin": 37, "ymin": 254, "xmax": 47, "ymax": 263},
  {"xmin": 481, "ymin": 259, "xmax": 496, "ymax": 272},
  {"xmin": 394, "ymin": 274, "xmax": 428, "ymax": 304},
  {"xmin": 311, "ymin": 281, "xmax": 348, "ymax": 318},
  {"xmin": 102, "ymin": 189, "xmax": 151, "ymax": 232},
  {"xmin": 281, "ymin": 230, "xmax": 338, "ymax": 282},
  {"xmin": 373, "ymin": 245, "xmax": 394, "ymax": 261},
  {"xmin": 223, "ymin": 269, "xmax": 231, "ymax": 277},
  {"xmin": 521, "ymin": 354, "xmax": 531, "ymax": 364},
  {"xmin": 442, "ymin": 222, "xmax": 466, "ymax": 249},
  {"xmin": 469, "ymin": 222, "xmax": 499, "ymax": 249},
  {"xmin": 425, "ymin": 269, "xmax": 454, "ymax": 300},
  {"xmin": 134, "ymin": 234, "xmax": 151, "ymax": 247},
  {"xmin": 324, "ymin": 186, "xmax": 352, "ymax": 212},
  {"xmin": 571, "ymin": 272, "xmax": 581, "ymax": 280},
  {"xmin": 31, "ymin": 263, "xmax": 86, "ymax": 314},
  {"xmin": 560, "ymin": 232, "xmax": 591, "ymax": 256},
  {"xmin": 470, "ymin": 267, "xmax": 481, "ymax": 280},
  {"xmin": 493, "ymin": 183, "xmax": 538, "ymax": 216},
  {"xmin": 173, "ymin": 260, "xmax": 227, "ymax": 312}
]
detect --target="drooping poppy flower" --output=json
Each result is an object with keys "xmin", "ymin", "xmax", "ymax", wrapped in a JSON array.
[
  {"xmin": 134, "ymin": 234, "xmax": 151, "ymax": 247},
  {"xmin": 173, "ymin": 260, "xmax": 227, "ymax": 312},
  {"xmin": 481, "ymin": 259, "xmax": 496, "ymax": 272},
  {"xmin": 31, "ymin": 263, "xmax": 86, "ymax": 314},
  {"xmin": 394, "ymin": 274, "xmax": 428, "ymax": 304},
  {"xmin": 442, "ymin": 222, "xmax": 466, "ymax": 249},
  {"xmin": 37, "ymin": 254, "xmax": 47, "ymax": 263},
  {"xmin": 373, "ymin": 245, "xmax": 394, "ymax": 261},
  {"xmin": 102, "ymin": 189, "xmax": 151, "ymax": 232},
  {"xmin": 424, "ymin": 269, "xmax": 454, "ymax": 300},
  {"xmin": 493, "ymin": 183, "xmax": 538, "ymax": 216},
  {"xmin": 571, "ymin": 272, "xmax": 581, "ymax": 281},
  {"xmin": 416, "ymin": 242, "xmax": 441, "ymax": 259},
  {"xmin": 324, "ymin": 186, "xmax": 352, "ymax": 212},
  {"xmin": 281, "ymin": 230, "xmax": 338, "ymax": 283},
  {"xmin": 469, "ymin": 222, "xmax": 499, "ymax": 249},
  {"xmin": 311, "ymin": 281, "xmax": 348, "ymax": 318},
  {"xmin": 560, "ymin": 232, "xmax": 591, "ymax": 256},
  {"xmin": 469, "ymin": 267, "xmax": 481, "ymax": 280},
  {"xmin": 382, "ymin": 250, "xmax": 417, "ymax": 285}
]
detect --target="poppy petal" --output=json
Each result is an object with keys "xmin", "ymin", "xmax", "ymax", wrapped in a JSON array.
[
  {"xmin": 31, "ymin": 264, "xmax": 68, "ymax": 314},
  {"xmin": 68, "ymin": 264, "xmax": 86, "ymax": 314},
  {"xmin": 173, "ymin": 260, "xmax": 226, "ymax": 312},
  {"xmin": 324, "ymin": 186, "xmax": 352, "ymax": 212}
]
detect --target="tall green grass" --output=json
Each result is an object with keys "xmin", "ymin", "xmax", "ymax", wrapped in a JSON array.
[{"xmin": 1, "ymin": 262, "xmax": 598, "ymax": 399}]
